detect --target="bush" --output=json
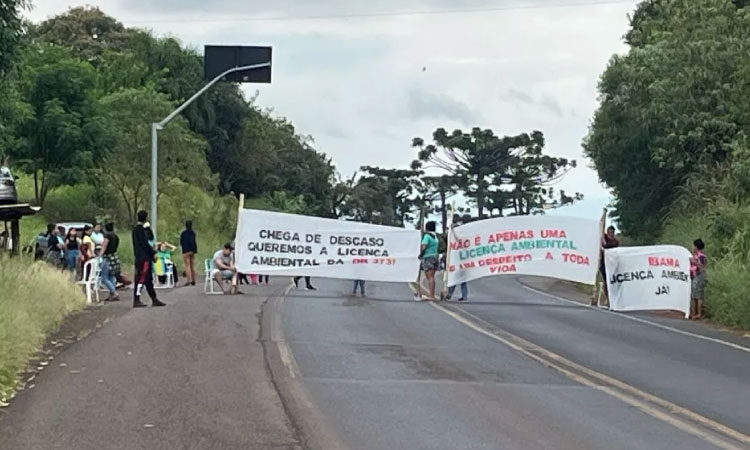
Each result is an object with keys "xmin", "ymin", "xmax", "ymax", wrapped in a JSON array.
[
  {"xmin": 661, "ymin": 204, "xmax": 750, "ymax": 329},
  {"xmin": 0, "ymin": 257, "xmax": 86, "ymax": 401},
  {"xmin": 703, "ymin": 258, "xmax": 750, "ymax": 330}
]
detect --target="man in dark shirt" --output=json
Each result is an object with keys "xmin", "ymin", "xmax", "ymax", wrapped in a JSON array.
[
  {"xmin": 132, "ymin": 210, "xmax": 165, "ymax": 308},
  {"xmin": 180, "ymin": 220, "xmax": 197, "ymax": 286},
  {"xmin": 45, "ymin": 223, "xmax": 62, "ymax": 267},
  {"xmin": 595, "ymin": 225, "xmax": 620, "ymax": 306}
]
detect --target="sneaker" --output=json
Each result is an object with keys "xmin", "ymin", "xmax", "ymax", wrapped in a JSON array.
[
  {"xmin": 133, "ymin": 301, "xmax": 147, "ymax": 308},
  {"xmin": 152, "ymin": 299, "xmax": 167, "ymax": 307},
  {"xmin": 457, "ymin": 297, "xmax": 467, "ymax": 302},
  {"xmin": 306, "ymin": 285, "xmax": 317, "ymax": 291}
]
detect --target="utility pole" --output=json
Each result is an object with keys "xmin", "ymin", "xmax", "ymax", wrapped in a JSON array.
[{"xmin": 150, "ymin": 62, "xmax": 270, "ymax": 239}]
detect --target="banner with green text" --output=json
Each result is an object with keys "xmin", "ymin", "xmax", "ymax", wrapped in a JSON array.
[{"xmin": 446, "ymin": 215, "xmax": 600, "ymax": 286}]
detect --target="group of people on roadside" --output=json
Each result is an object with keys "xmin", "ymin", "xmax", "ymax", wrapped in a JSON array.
[{"xmin": 45, "ymin": 222, "xmax": 130, "ymax": 302}]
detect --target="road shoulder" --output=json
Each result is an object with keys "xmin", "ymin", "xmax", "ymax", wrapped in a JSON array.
[{"xmin": 0, "ymin": 283, "xmax": 303, "ymax": 450}]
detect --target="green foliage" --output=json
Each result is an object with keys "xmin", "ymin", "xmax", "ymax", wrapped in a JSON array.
[
  {"xmin": 265, "ymin": 191, "xmax": 308, "ymax": 215},
  {"xmin": 0, "ymin": 0, "xmax": 29, "ymax": 77},
  {"xmin": 98, "ymin": 87, "xmax": 214, "ymax": 221},
  {"xmin": 585, "ymin": 0, "xmax": 750, "ymax": 240},
  {"xmin": 10, "ymin": 44, "xmax": 110, "ymax": 205}
]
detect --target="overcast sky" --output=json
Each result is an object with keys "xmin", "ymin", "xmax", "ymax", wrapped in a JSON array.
[{"xmin": 26, "ymin": 0, "xmax": 639, "ymax": 220}]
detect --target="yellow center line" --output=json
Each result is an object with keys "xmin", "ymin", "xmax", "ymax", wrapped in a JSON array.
[{"xmin": 429, "ymin": 302, "xmax": 750, "ymax": 450}]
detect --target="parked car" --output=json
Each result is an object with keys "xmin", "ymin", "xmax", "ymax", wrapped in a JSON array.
[
  {"xmin": 0, "ymin": 165, "xmax": 18, "ymax": 204},
  {"xmin": 34, "ymin": 222, "xmax": 92, "ymax": 258}
]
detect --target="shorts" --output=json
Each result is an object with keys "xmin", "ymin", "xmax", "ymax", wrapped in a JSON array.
[
  {"xmin": 692, "ymin": 272, "xmax": 707, "ymax": 300},
  {"xmin": 421, "ymin": 256, "xmax": 439, "ymax": 271},
  {"xmin": 220, "ymin": 270, "xmax": 234, "ymax": 280}
]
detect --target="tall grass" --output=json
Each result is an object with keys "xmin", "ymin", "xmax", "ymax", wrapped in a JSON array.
[
  {"xmin": 661, "ymin": 203, "xmax": 750, "ymax": 330},
  {"xmin": 0, "ymin": 257, "xmax": 86, "ymax": 401}
]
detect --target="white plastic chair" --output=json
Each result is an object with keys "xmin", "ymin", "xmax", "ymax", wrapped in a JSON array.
[
  {"xmin": 77, "ymin": 258, "xmax": 102, "ymax": 304},
  {"xmin": 154, "ymin": 259, "xmax": 175, "ymax": 289},
  {"xmin": 203, "ymin": 258, "xmax": 222, "ymax": 295}
]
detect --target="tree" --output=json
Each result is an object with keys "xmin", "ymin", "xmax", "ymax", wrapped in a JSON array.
[
  {"xmin": 32, "ymin": 6, "xmax": 135, "ymax": 67},
  {"xmin": 0, "ymin": 0, "xmax": 29, "ymax": 77},
  {"xmin": 358, "ymin": 166, "xmax": 422, "ymax": 227},
  {"xmin": 327, "ymin": 172, "xmax": 358, "ymax": 219},
  {"xmin": 584, "ymin": 0, "xmax": 750, "ymax": 240},
  {"xmin": 98, "ymin": 87, "xmax": 214, "ymax": 221},
  {"xmin": 413, "ymin": 128, "xmax": 577, "ymax": 218},
  {"xmin": 10, "ymin": 44, "xmax": 109, "ymax": 205},
  {"xmin": 417, "ymin": 175, "xmax": 460, "ymax": 233}
]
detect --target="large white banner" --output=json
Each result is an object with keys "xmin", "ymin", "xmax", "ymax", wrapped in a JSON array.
[
  {"xmin": 446, "ymin": 215, "xmax": 600, "ymax": 286},
  {"xmin": 605, "ymin": 245, "xmax": 691, "ymax": 318},
  {"xmin": 234, "ymin": 209, "xmax": 421, "ymax": 282}
]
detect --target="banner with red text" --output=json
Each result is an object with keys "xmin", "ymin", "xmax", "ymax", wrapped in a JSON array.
[
  {"xmin": 604, "ymin": 245, "xmax": 691, "ymax": 318},
  {"xmin": 446, "ymin": 215, "xmax": 600, "ymax": 286},
  {"xmin": 234, "ymin": 209, "xmax": 421, "ymax": 282}
]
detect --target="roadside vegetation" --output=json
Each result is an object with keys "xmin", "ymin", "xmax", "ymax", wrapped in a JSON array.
[
  {"xmin": 0, "ymin": 257, "xmax": 87, "ymax": 403},
  {"xmin": 585, "ymin": 0, "xmax": 750, "ymax": 329}
]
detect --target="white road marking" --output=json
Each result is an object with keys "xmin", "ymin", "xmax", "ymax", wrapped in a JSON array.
[
  {"xmin": 430, "ymin": 302, "xmax": 750, "ymax": 450},
  {"xmin": 520, "ymin": 283, "xmax": 750, "ymax": 355}
]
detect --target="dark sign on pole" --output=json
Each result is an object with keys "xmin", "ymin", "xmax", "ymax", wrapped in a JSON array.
[{"xmin": 204, "ymin": 45, "xmax": 272, "ymax": 83}]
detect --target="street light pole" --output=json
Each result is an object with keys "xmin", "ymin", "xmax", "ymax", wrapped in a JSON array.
[{"xmin": 149, "ymin": 62, "xmax": 271, "ymax": 239}]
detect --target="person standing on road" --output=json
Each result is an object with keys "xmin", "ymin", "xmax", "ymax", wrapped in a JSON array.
[
  {"xmin": 99, "ymin": 223, "xmax": 119, "ymax": 302},
  {"xmin": 445, "ymin": 217, "xmax": 468, "ymax": 302},
  {"xmin": 352, "ymin": 279, "xmax": 366, "ymax": 297},
  {"xmin": 419, "ymin": 221, "xmax": 439, "ymax": 301},
  {"xmin": 180, "ymin": 220, "xmax": 197, "ymax": 287},
  {"xmin": 132, "ymin": 210, "xmax": 166, "ymax": 308},
  {"xmin": 690, "ymin": 238, "xmax": 708, "ymax": 320},
  {"xmin": 293, "ymin": 276, "xmax": 316, "ymax": 290},
  {"xmin": 596, "ymin": 225, "xmax": 620, "ymax": 306},
  {"xmin": 101, "ymin": 222, "xmax": 124, "ymax": 300}
]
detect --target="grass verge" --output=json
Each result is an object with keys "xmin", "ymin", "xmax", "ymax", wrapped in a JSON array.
[{"xmin": 0, "ymin": 257, "xmax": 87, "ymax": 403}]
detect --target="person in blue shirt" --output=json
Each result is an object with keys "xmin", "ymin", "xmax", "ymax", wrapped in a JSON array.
[{"xmin": 420, "ymin": 221, "xmax": 440, "ymax": 300}]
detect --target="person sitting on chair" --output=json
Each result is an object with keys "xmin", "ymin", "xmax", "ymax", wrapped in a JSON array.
[
  {"xmin": 155, "ymin": 241, "xmax": 178, "ymax": 285},
  {"xmin": 213, "ymin": 242, "xmax": 240, "ymax": 295}
]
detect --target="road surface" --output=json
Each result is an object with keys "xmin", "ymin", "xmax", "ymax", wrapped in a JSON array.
[{"xmin": 2, "ymin": 276, "xmax": 749, "ymax": 449}]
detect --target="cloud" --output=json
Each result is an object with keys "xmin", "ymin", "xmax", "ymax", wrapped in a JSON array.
[
  {"xmin": 501, "ymin": 88, "xmax": 565, "ymax": 118},
  {"xmin": 407, "ymin": 90, "xmax": 480, "ymax": 125}
]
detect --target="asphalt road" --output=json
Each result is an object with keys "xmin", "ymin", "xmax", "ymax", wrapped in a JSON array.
[
  {"xmin": 275, "ymin": 277, "xmax": 750, "ymax": 450},
  {"xmin": 2, "ymin": 276, "xmax": 750, "ymax": 450}
]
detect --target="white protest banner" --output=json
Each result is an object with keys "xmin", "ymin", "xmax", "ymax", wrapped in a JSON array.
[
  {"xmin": 446, "ymin": 215, "xmax": 600, "ymax": 286},
  {"xmin": 605, "ymin": 245, "xmax": 691, "ymax": 318},
  {"xmin": 234, "ymin": 209, "xmax": 421, "ymax": 282}
]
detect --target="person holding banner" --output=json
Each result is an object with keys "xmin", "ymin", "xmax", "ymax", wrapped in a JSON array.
[
  {"xmin": 598, "ymin": 225, "xmax": 620, "ymax": 306},
  {"xmin": 690, "ymin": 238, "xmax": 708, "ymax": 320},
  {"xmin": 419, "ymin": 221, "xmax": 439, "ymax": 301}
]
